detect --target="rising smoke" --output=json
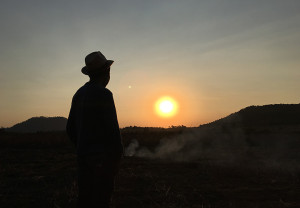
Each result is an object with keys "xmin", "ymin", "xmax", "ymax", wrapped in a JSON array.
[{"xmin": 124, "ymin": 126, "xmax": 300, "ymax": 170}]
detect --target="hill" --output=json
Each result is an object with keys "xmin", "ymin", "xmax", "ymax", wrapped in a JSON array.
[
  {"xmin": 4, "ymin": 103, "xmax": 300, "ymax": 133},
  {"xmin": 6, "ymin": 116, "xmax": 67, "ymax": 133},
  {"xmin": 201, "ymin": 104, "xmax": 300, "ymax": 128}
]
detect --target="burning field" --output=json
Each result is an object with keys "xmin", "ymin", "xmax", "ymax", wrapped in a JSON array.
[{"xmin": 1, "ymin": 121, "xmax": 300, "ymax": 207}]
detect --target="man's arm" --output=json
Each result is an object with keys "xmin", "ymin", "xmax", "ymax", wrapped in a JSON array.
[
  {"xmin": 99, "ymin": 90, "xmax": 124, "ymax": 156},
  {"xmin": 66, "ymin": 97, "xmax": 77, "ymax": 146},
  {"xmin": 109, "ymin": 94, "xmax": 124, "ymax": 156}
]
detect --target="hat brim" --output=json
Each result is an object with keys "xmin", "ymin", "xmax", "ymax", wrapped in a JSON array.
[{"xmin": 81, "ymin": 60, "xmax": 114, "ymax": 75}]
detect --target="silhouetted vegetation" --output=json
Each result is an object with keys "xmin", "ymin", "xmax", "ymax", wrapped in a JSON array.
[{"xmin": 0, "ymin": 127, "xmax": 5, "ymax": 133}]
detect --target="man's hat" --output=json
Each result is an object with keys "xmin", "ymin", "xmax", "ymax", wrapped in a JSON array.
[{"xmin": 81, "ymin": 51, "xmax": 114, "ymax": 75}]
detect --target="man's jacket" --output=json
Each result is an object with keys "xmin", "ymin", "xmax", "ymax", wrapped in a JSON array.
[{"xmin": 66, "ymin": 82, "xmax": 123, "ymax": 157}]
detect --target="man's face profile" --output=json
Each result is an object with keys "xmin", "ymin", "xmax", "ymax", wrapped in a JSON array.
[{"xmin": 103, "ymin": 67, "xmax": 111, "ymax": 87}]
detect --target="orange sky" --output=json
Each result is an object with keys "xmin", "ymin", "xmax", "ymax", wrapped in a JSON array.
[{"xmin": 0, "ymin": 1, "xmax": 300, "ymax": 128}]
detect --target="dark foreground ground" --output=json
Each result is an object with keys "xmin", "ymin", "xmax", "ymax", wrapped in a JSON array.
[{"xmin": 0, "ymin": 131, "xmax": 300, "ymax": 208}]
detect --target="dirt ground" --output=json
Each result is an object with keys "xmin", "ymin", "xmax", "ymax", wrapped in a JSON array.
[{"xmin": 0, "ymin": 132, "xmax": 300, "ymax": 208}]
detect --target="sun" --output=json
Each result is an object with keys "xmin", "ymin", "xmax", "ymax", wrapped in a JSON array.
[
  {"xmin": 159, "ymin": 100, "xmax": 174, "ymax": 113},
  {"xmin": 155, "ymin": 96, "xmax": 178, "ymax": 118}
]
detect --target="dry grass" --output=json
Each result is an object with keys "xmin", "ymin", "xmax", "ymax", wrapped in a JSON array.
[{"xmin": 0, "ymin": 131, "xmax": 300, "ymax": 207}]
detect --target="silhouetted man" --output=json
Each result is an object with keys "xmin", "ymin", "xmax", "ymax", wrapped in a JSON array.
[{"xmin": 66, "ymin": 51, "xmax": 123, "ymax": 208}]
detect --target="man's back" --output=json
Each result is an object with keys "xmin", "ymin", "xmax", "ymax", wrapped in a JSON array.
[{"xmin": 67, "ymin": 81, "xmax": 123, "ymax": 157}]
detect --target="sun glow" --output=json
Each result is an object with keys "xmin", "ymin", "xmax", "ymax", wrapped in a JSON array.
[{"xmin": 155, "ymin": 96, "xmax": 178, "ymax": 118}]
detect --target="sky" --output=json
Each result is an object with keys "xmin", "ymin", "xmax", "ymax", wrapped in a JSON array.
[{"xmin": 0, "ymin": 0, "xmax": 300, "ymax": 128}]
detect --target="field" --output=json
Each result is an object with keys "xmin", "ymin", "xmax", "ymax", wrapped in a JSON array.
[{"xmin": 1, "ymin": 128, "xmax": 300, "ymax": 208}]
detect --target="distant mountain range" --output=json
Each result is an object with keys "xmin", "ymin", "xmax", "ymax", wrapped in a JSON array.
[
  {"xmin": 202, "ymin": 104, "xmax": 300, "ymax": 128},
  {"xmin": 6, "ymin": 116, "xmax": 67, "ymax": 133},
  {"xmin": 4, "ymin": 104, "xmax": 300, "ymax": 133}
]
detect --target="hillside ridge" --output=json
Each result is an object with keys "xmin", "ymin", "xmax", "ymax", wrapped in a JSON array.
[
  {"xmin": 7, "ymin": 116, "xmax": 67, "ymax": 133},
  {"xmin": 201, "ymin": 103, "xmax": 300, "ymax": 128}
]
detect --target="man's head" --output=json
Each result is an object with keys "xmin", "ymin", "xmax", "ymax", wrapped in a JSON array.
[
  {"xmin": 88, "ymin": 67, "xmax": 110, "ymax": 87},
  {"xmin": 81, "ymin": 51, "xmax": 113, "ymax": 87}
]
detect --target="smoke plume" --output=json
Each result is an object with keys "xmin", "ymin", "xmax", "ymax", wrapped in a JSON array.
[{"xmin": 124, "ymin": 126, "xmax": 300, "ymax": 170}]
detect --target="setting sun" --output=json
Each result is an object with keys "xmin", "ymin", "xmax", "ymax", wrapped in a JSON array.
[
  {"xmin": 155, "ymin": 96, "xmax": 178, "ymax": 118},
  {"xmin": 159, "ymin": 100, "xmax": 173, "ymax": 113}
]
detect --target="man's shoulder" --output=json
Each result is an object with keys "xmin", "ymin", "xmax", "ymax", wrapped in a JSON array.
[
  {"xmin": 74, "ymin": 83, "xmax": 112, "ymax": 99},
  {"xmin": 72, "ymin": 84, "xmax": 88, "ymax": 99},
  {"xmin": 93, "ymin": 84, "xmax": 113, "ymax": 97}
]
